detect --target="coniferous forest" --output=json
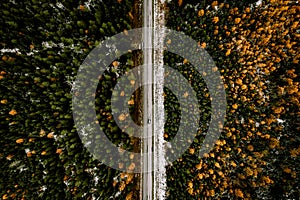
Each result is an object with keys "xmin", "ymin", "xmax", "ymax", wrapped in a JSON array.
[{"xmin": 0, "ymin": 0, "xmax": 299, "ymax": 199}]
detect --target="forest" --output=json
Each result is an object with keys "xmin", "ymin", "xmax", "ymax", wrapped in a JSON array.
[{"xmin": 0, "ymin": 0, "xmax": 299, "ymax": 199}]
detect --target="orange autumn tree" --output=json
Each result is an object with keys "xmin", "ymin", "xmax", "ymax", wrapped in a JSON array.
[{"xmin": 165, "ymin": 0, "xmax": 299, "ymax": 199}]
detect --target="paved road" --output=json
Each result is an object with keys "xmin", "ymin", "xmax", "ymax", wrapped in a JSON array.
[
  {"xmin": 142, "ymin": 0, "xmax": 153, "ymax": 199},
  {"xmin": 142, "ymin": 1, "xmax": 166, "ymax": 199}
]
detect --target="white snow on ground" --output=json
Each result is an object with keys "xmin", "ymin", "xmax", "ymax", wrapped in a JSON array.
[
  {"xmin": 153, "ymin": 0, "xmax": 167, "ymax": 199},
  {"xmin": 256, "ymin": 0, "xmax": 263, "ymax": 6},
  {"xmin": 1, "ymin": 48, "xmax": 20, "ymax": 54},
  {"xmin": 276, "ymin": 119, "xmax": 285, "ymax": 124}
]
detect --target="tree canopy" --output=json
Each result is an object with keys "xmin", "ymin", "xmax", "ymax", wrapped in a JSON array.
[{"xmin": 1, "ymin": 0, "xmax": 299, "ymax": 199}]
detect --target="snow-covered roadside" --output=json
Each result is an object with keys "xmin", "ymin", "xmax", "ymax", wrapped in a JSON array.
[{"xmin": 153, "ymin": 0, "xmax": 167, "ymax": 199}]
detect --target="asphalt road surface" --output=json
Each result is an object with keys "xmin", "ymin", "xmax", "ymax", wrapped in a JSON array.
[{"xmin": 142, "ymin": 0, "xmax": 153, "ymax": 199}]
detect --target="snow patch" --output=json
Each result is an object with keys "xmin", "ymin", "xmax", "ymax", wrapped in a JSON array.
[{"xmin": 256, "ymin": 0, "xmax": 263, "ymax": 6}]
